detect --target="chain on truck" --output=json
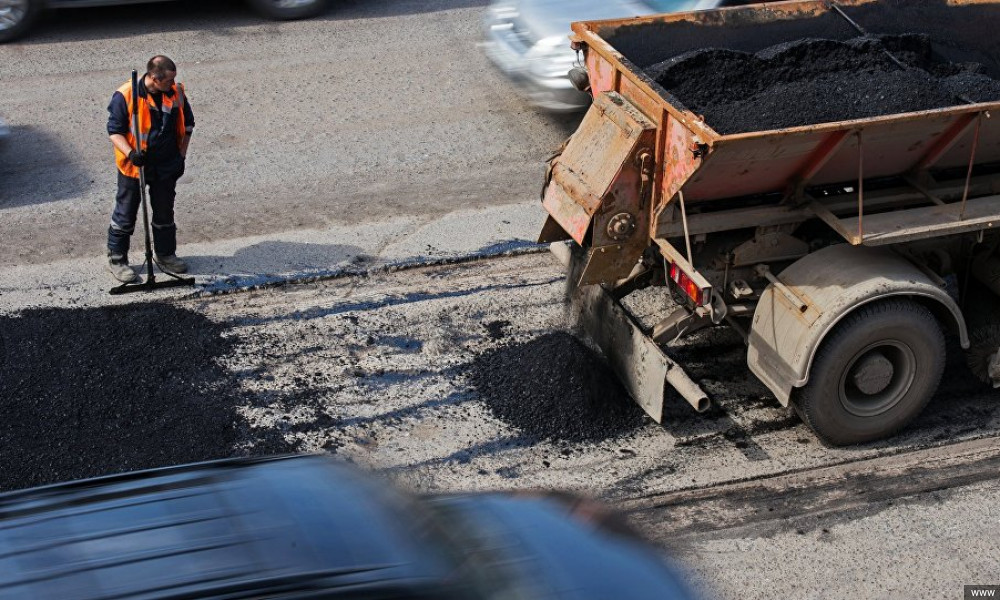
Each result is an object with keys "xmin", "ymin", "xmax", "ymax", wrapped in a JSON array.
[{"xmin": 540, "ymin": 0, "xmax": 1000, "ymax": 446}]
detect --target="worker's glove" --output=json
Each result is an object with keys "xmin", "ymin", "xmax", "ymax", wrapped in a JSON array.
[{"xmin": 128, "ymin": 150, "xmax": 146, "ymax": 167}]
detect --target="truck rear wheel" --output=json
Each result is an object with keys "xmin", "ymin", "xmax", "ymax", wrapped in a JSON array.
[{"xmin": 794, "ymin": 299, "xmax": 945, "ymax": 446}]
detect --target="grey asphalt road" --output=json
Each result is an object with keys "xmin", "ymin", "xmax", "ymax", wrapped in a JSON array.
[
  {"xmin": 0, "ymin": 0, "xmax": 578, "ymax": 268},
  {"xmin": 3, "ymin": 4, "xmax": 998, "ymax": 599},
  {"xmin": 6, "ymin": 250, "xmax": 992, "ymax": 600}
]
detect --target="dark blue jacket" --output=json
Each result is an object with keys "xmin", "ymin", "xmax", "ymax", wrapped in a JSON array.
[{"xmin": 107, "ymin": 75, "xmax": 195, "ymax": 163}]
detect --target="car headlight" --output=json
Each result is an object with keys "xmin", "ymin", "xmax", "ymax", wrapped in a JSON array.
[{"xmin": 526, "ymin": 36, "xmax": 578, "ymax": 80}]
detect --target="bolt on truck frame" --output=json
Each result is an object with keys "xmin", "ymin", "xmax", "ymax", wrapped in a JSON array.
[{"xmin": 541, "ymin": 0, "xmax": 1000, "ymax": 445}]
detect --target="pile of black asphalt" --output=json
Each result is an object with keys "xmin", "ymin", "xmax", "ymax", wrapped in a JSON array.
[
  {"xmin": 469, "ymin": 331, "xmax": 648, "ymax": 443},
  {"xmin": 648, "ymin": 34, "xmax": 1000, "ymax": 134},
  {"xmin": 0, "ymin": 303, "xmax": 295, "ymax": 492}
]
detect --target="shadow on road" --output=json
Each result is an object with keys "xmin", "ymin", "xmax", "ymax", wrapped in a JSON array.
[
  {"xmin": 18, "ymin": 0, "xmax": 490, "ymax": 46},
  {"xmin": 183, "ymin": 240, "xmax": 364, "ymax": 277},
  {"xmin": 0, "ymin": 125, "xmax": 91, "ymax": 208}
]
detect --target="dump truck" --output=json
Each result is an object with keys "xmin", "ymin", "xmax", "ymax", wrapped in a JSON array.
[{"xmin": 541, "ymin": 0, "xmax": 1000, "ymax": 445}]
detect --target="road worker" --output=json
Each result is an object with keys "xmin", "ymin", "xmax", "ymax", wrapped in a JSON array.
[{"xmin": 105, "ymin": 55, "xmax": 194, "ymax": 282}]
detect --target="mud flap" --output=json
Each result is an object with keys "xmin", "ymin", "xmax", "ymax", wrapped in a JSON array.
[{"xmin": 558, "ymin": 242, "xmax": 710, "ymax": 420}]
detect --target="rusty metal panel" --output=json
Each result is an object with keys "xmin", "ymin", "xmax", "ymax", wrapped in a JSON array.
[
  {"xmin": 537, "ymin": 215, "xmax": 572, "ymax": 244},
  {"xmin": 541, "ymin": 92, "xmax": 656, "ymax": 252},
  {"xmin": 578, "ymin": 244, "xmax": 637, "ymax": 286},
  {"xmin": 935, "ymin": 113, "xmax": 1000, "ymax": 167},
  {"xmin": 573, "ymin": 268, "xmax": 710, "ymax": 420},
  {"xmin": 659, "ymin": 116, "xmax": 703, "ymax": 204},
  {"xmin": 617, "ymin": 77, "xmax": 662, "ymax": 125},
  {"xmin": 542, "ymin": 183, "xmax": 591, "ymax": 245},
  {"xmin": 586, "ymin": 50, "xmax": 618, "ymax": 97},
  {"xmin": 682, "ymin": 109, "xmax": 1000, "ymax": 202},
  {"xmin": 559, "ymin": 95, "xmax": 647, "ymax": 201}
]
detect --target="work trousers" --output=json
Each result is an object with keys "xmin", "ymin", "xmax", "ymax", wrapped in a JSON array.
[{"xmin": 107, "ymin": 158, "xmax": 184, "ymax": 259}]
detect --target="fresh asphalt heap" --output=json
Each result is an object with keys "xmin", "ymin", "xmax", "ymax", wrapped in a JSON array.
[
  {"xmin": 0, "ymin": 304, "xmax": 295, "ymax": 491},
  {"xmin": 648, "ymin": 34, "xmax": 1000, "ymax": 134},
  {"xmin": 470, "ymin": 332, "xmax": 646, "ymax": 444}
]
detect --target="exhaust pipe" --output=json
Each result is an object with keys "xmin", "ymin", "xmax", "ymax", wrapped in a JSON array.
[{"xmin": 552, "ymin": 242, "xmax": 711, "ymax": 418}]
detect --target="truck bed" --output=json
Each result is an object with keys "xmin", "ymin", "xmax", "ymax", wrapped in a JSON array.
[{"xmin": 569, "ymin": 0, "xmax": 1000, "ymax": 204}]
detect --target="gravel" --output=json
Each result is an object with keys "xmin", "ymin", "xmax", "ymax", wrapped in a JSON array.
[
  {"xmin": 0, "ymin": 303, "xmax": 294, "ymax": 492},
  {"xmin": 648, "ymin": 35, "xmax": 1000, "ymax": 134},
  {"xmin": 468, "ymin": 331, "xmax": 648, "ymax": 443}
]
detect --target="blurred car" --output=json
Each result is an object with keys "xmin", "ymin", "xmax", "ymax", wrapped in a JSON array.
[
  {"xmin": 0, "ymin": 454, "xmax": 698, "ymax": 599},
  {"xmin": 0, "ymin": 115, "xmax": 8, "ymax": 140},
  {"xmin": 0, "ymin": 0, "xmax": 328, "ymax": 43},
  {"xmin": 482, "ymin": 0, "xmax": 731, "ymax": 111}
]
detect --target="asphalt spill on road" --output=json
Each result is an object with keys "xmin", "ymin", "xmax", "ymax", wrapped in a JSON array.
[
  {"xmin": 650, "ymin": 35, "xmax": 1000, "ymax": 134},
  {"xmin": 0, "ymin": 304, "xmax": 295, "ymax": 492},
  {"xmin": 469, "ymin": 332, "xmax": 648, "ymax": 443}
]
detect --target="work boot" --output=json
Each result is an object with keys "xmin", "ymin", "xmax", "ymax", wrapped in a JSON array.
[
  {"xmin": 154, "ymin": 254, "xmax": 188, "ymax": 274},
  {"xmin": 106, "ymin": 254, "xmax": 138, "ymax": 283}
]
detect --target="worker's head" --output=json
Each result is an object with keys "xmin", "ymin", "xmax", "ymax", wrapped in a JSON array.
[{"xmin": 146, "ymin": 55, "xmax": 177, "ymax": 93}]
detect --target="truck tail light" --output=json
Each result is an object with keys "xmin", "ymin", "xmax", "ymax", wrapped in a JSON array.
[{"xmin": 668, "ymin": 262, "xmax": 706, "ymax": 306}]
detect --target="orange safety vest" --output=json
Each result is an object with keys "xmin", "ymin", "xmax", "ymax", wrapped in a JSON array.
[{"xmin": 114, "ymin": 78, "xmax": 188, "ymax": 178}]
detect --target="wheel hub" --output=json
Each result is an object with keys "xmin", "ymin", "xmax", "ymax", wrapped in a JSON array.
[
  {"xmin": 839, "ymin": 341, "xmax": 916, "ymax": 418},
  {"xmin": 850, "ymin": 351, "xmax": 894, "ymax": 395}
]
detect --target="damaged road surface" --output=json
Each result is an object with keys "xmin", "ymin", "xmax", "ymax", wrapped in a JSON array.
[{"xmin": 2, "ymin": 252, "xmax": 999, "ymax": 599}]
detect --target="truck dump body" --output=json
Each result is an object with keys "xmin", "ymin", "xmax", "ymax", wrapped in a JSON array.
[
  {"xmin": 545, "ymin": 0, "xmax": 1000, "ymax": 248},
  {"xmin": 622, "ymin": 0, "xmax": 999, "ymax": 196},
  {"xmin": 542, "ymin": 0, "xmax": 1000, "ymax": 439}
]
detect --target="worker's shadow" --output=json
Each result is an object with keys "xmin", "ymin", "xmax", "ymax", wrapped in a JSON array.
[
  {"xmin": 0, "ymin": 126, "xmax": 90, "ymax": 208},
  {"xmin": 183, "ymin": 240, "xmax": 364, "ymax": 279}
]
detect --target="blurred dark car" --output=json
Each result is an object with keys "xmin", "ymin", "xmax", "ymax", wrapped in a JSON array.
[
  {"xmin": 0, "ymin": 455, "xmax": 698, "ymax": 599},
  {"xmin": 0, "ymin": 0, "xmax": 328, "ymax": 43}
]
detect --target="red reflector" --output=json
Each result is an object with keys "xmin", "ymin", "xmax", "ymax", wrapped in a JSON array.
[
  {"xmin": 666, "ymin": 261, "xmax": 704, "ymax": 305},
  {"xmin": 684, "ymin": 279, "xmax": 702, "ymax": 305}
]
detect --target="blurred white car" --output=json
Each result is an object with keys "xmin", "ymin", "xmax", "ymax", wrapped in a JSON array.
[{"xmin": 482, "ymin": 0, "xmax": 724, "ymax": 111}]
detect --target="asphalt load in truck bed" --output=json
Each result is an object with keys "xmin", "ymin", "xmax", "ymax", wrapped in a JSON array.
[
  {"xmin": 0, "ymin": 304, "xmax": 296, "ymax": 492},
  {"xmin": 648, "ymin": 34, "xmax": 1000, "ymax": 134}
]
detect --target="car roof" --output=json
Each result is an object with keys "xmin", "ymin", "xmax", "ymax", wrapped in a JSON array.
[{"xmin": 0, "ymin": 455, "xmax": 454, "ymax": 599}]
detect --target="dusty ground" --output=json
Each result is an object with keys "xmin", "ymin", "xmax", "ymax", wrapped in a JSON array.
[
  {"xmin": 1, "ymin": 2, "xmax": 998, "ymax": 597},
  {"xmin": 0, "ymin": 0, "xmax": 576, "ymax": 268},
  {"xmin": 3, "ymin": 251, "xmax": 997, "ymax": 598}
]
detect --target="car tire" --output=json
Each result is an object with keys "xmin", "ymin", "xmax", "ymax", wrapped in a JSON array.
[
  {"xmin": 0, "ymin": 0, "xmax": 42, "ymax": 44},
  {"xmin": 793, "ymin": 299, "xmax": 945, "ymax": 446},
  {"xmin": 245, "ymin": 0, "xmax": 328, "ymax": 20}
]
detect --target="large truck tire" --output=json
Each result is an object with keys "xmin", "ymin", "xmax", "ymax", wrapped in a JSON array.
[
  {"xmin": 0, "ymin": 0, "xmax": 42, "ymax": 44},
  {"xmin": 245, "ymin": 0, "xmax": 328, "ymax": 20},
  {"xmin": 793, "ymin": 299, "xmax": 945, "ymax": 446}
]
